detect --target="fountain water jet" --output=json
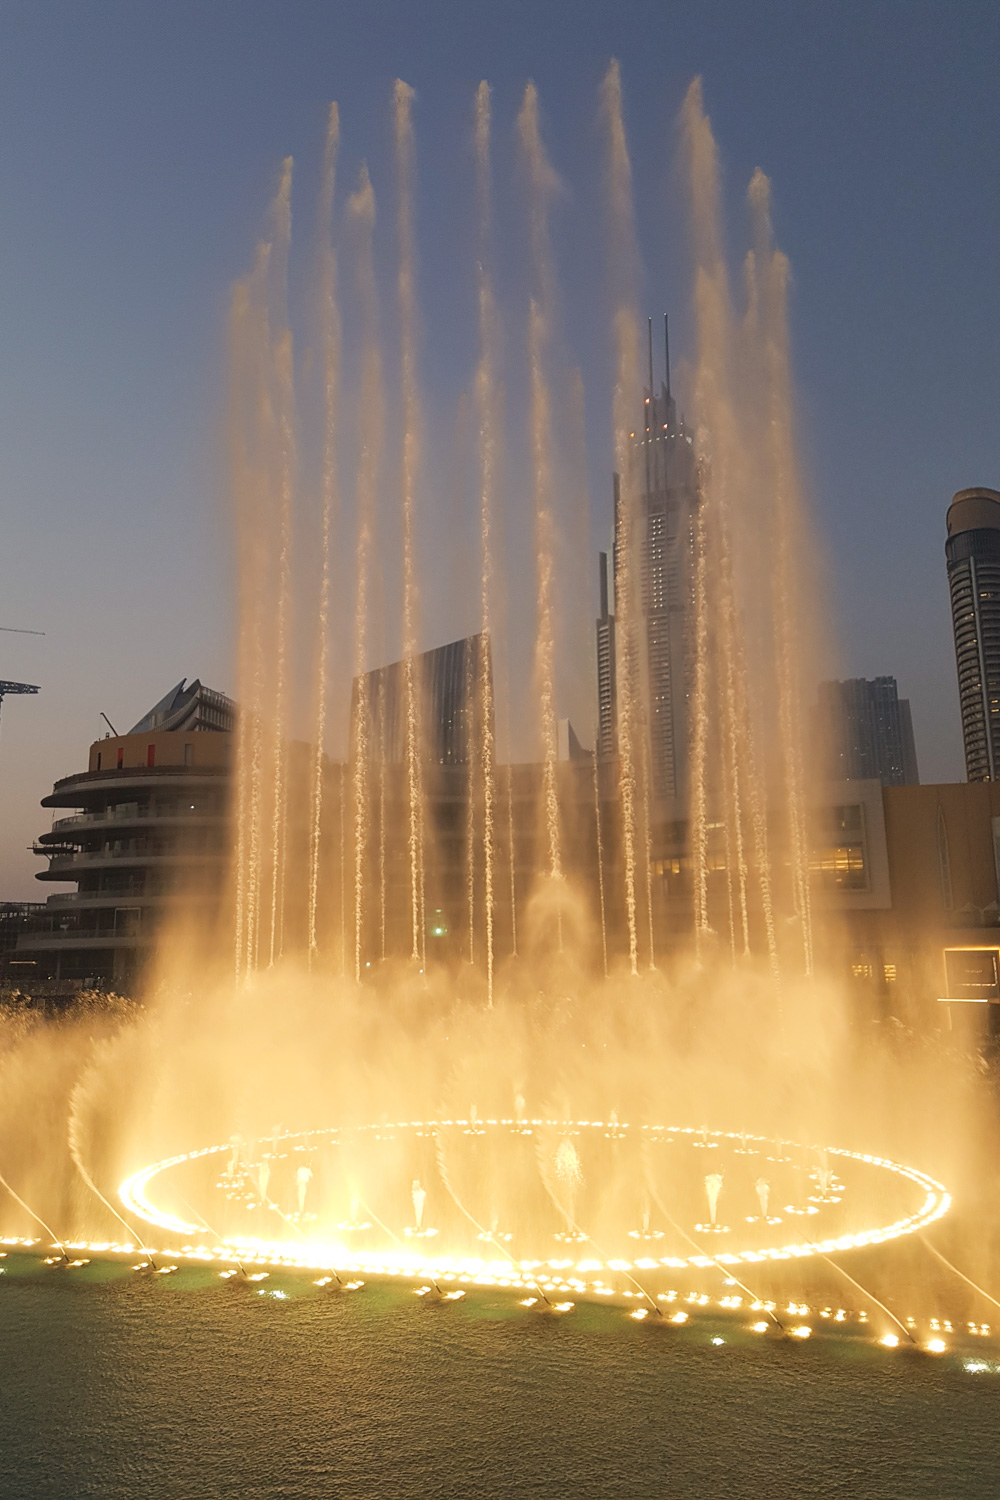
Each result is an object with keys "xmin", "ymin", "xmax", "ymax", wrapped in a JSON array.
[
  {"xmin": 307, "ymin": 104, "xmax": 342, "ymax": 967},
  {"xmin": 393, "ymin": 79, "xmax": 426, "ymax": 965}
]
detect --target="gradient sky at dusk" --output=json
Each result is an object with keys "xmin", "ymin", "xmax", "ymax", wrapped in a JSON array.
[{"xmin": 0, "ymin": 1, "xmax": 998, "ymax": 897}]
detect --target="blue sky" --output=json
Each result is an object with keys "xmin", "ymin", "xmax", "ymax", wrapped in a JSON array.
[{"xmin": 0, "ymin": 1, "xmax": 998, "ymax": 896}]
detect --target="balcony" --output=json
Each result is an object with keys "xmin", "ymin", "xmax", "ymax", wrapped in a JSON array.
[
  {"xmin": 44, "ymin": 807, "xmax": 223, "ymax": 838},
  {"xmin": 38, "ymin": 846, "xmax": 226, "ymax": 879}
]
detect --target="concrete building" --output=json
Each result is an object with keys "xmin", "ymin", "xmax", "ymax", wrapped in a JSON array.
[
  {"xmin": 819, "ymin": 778, "xmax": 1000, "ymax": 1033},
  {"xmin": 946, "ymin": 486, "xmax": 1000, "ymax": 781},
  {"xmin": 815, "ymin": 677, "xmax": 919, "ymax": 786},
  {"xmin": 18, "ymin": 679, "xmax": 234, "ymax": 992}
]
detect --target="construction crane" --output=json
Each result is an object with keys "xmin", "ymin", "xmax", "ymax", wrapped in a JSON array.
[
  {"xmin": 0, "ymin": 680, "xmax": 39, "ymax": 729},
  {"xmin": 0, "ymin": 627, "xmax": 43, "ymax": 731}
]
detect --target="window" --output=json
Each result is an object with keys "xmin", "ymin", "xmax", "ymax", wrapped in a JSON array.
[
  {"xmin": 183, "ymin": 743, "xmax": 193, "ymax": 767},
  {"xmin": 117, "ymin": 746, "xmax": 124, "ymax": 769},
  {"xmin": 147, "ymin": 744, "xmax": 156, "ymax": 769},
  {"xmin": 811, "ymin": 843, "xmax": 868, "ymax": 890}
]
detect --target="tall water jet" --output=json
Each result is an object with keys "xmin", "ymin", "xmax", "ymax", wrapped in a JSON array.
[
  {"xmin": 307, "ymin": 104, "xmax": 342, "ymax": 966},
  {"xmin": 505, "ymin": 761, "xmax": 518, "ymax": 958},
  {"xmin": 267, "ymin": 160, "xmax": 296, "ymax": 967},
  {"xmin": 347, "ymin": 163, "xmax": 383, "ymax": 982},
  {"xmin": 394, "ymin": 79, "xmax": 426, "ymax": 963},
  {"xmin": 517, "ymin": 82, "xmax": 562, "ymax": 900},
  {"xmin": 748, "ymin": 167, "xmax": 814, "ymax": 977},
  {"xmin": 377, "ymin": 673, "xmax": 388, "ymax": 961},
  {"xmin": 229, "ymin": 270, "xmax": 261, "ymax": 982},
  {"xmin": 601, "ymin": 60, "xmax": 644, "ymax": 974},
  {"xmin": 682, "ymin": 79, "xmax": 782, "ymax": 980},
  {"xmin": 465, "ymin": 638, "xmax": 476, "ymax": 965},
  {"xmin": 475, "ymin": 79, "xmax": 498, "ymax": 1005},
  {"xmin": 230, "ymin": 226, "xmax": 286, "ymax": 982}
]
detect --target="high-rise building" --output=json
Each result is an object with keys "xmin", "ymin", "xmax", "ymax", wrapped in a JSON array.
[
  {"xmin": 815, "ymin": 677, "xmax": 919, "ymax": 787},
  {"xmin": 351, "ymin": 634, "xmax": 491, "ymax": 766},
  {"xmin": 597, "ymin": 317, "xmax": 698, "ymax": 804},
  {"xmin": 946, "ymin": 487, "xmax": 1000, "ymax": 781}
]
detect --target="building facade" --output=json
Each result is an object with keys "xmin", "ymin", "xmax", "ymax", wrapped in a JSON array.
[
  {"xmin": 946, "ymin": 486, "xmax": 1000, "ymax": 781},
  {"xmin": 814, "ymin": 676, "xmax": 919, "ymax": 786},
  {"xmin": 18, "ymin": 679, "xmax": 234, "ymax": 992},
  {"xmin": 352, "ymin": 634, "xmax": 491, "ymax": 767}
]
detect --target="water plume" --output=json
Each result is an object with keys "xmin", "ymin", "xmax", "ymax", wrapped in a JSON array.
[
  {"xmin": 747, "ymin": 167, "xmax": 814, "ymax": 976},
  {"xmin": 347, "ymin": 163, "xmax": 383, "ymax": 982},
  {"xmin": 68, "ymin": 1072, "xmax": 156, "ymax": 1264},
  {"xmin": 394, "ymin": 79, "xmax": 426, "ymax": 963},
  {"xmin": 600, "ymin": 60, "xmax": 644, "ymax": 974},
  {"xmin": 475, "ymin": 79, "xmax": 498, "ymax": 1005},
  {"xmin": 0, "ymin": 1165, "xmax": 66, "ymax": 1261},
  {"xmin": 307, "ymin": 104, "xmax": 342, "ymax": 967},
  {"xmin": 517, "ymin": 82, "xmax": 562, "ymax": 895},
  {"xmin": 268, "ymin": 161, "xmax": 296, "ymax": 968},
  {"xmin": 681, "ymin": 80, "xmax": 783, "ymax": 983}
]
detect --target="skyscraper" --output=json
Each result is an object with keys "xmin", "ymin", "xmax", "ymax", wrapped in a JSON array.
[
  {"xmin": 352, "ymin": 634, "xmax": 491, "ymax": 766},
  {"xmin": 596, "ymin": 317, "xmax": 698, "ymax": 804},
  {"xmin": 815, "ymin": 677, "xmax": 919, "ymax": 786},
  {"xmin": 946, "ymin": 487, "xmax": 1000, "ymax": 781}
]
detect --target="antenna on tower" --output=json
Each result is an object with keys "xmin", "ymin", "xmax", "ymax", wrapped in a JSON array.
[{"xmin": 664, "ymin": 313, "xmax": 671, "ymax": 400}]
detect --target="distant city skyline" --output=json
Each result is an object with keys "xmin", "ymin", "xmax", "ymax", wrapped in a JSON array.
[{"xmin": 1, "ymin": 2, "xmax": 998, "ymax": 896}]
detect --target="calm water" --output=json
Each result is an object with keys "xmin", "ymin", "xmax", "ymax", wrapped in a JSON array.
[{"xmin": 0, "ymin": 1255, "xmax": 996, "ymax": 1499}]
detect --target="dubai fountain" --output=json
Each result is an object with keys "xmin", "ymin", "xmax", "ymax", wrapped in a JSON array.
[{"xmin": 0, "ymin": 69, "xmax": 995, "ymax": 1359}]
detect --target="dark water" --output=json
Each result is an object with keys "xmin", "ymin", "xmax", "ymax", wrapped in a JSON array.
[{"xmin": 1, "ymin": 1256, "xmax": 997, "ymax": 1499}]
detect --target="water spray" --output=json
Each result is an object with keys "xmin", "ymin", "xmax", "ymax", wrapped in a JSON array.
[{"xmin": 0, "ymin": 1167, "xmax": 69, "ymax": 1266}]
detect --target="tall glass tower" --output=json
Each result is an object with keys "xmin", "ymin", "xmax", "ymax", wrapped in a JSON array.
[
  {"xmin": 946, "ymin": 486, "xmax": 1000, "ymax": 781},
  {"xmin": 596, "ymin": 317, "xmax": 699, "ymax": 805}
]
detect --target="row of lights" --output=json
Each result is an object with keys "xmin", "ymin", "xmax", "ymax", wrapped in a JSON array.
[{"xmin": 0, "ymin": 1234, "xmax": 966, "ymax": 1356}]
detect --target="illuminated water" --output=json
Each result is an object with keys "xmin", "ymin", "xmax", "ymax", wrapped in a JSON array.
[{"xmin": 0, "ymin": 1261, "xmax": 996, "ymax": 1499}]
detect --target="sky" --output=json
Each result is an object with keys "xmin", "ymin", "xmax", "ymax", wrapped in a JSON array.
[{"xmin": 0, "ymin": 0, "xmax": 998, "ymax": 898}]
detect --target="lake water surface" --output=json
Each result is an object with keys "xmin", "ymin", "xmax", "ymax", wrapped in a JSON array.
[{"xmin": 0, "ymin": 1254, "xmax": 996, "ymax": 1499}]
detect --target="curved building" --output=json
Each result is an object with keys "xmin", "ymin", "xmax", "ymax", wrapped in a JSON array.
[
  {"xmin": 17, "ymin": 680, "xmax": 233, "ymax": 992},
  {"xmin": 946, "ymin": 488, "xmax": 1000, "ymax": 781}
]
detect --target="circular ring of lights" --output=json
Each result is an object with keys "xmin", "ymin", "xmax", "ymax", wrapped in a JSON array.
[{"xmin": 119, "ymin": 1122, "xmax": 951, "ymax": 1286}]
